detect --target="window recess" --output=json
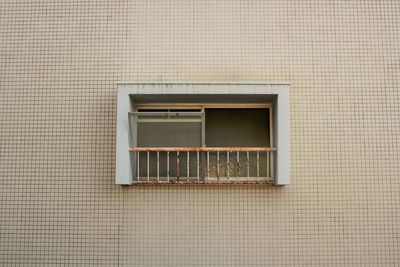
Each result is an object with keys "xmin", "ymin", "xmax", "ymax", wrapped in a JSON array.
[{"xmin": 115, "ymin": 83, "xmax": 290, "ymax": 185}]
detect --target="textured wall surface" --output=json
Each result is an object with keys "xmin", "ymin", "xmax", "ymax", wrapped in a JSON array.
[{"xmin": 1, "ymin": 0, "xmax": 399, "ymax": 266}]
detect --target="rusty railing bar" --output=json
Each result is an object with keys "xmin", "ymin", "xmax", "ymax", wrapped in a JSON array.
[
  {"xmin": 247, "ymin": 151, "xmax": 250, "ymax": 177},
  {"xmin": 256, "ymin": 151, "xmax": 260, "ymax": 179},
  {"xmin": 137, "ymin": 151, "xmax": 140, "ymax": 181},
  {"xmin": 197, "ymin": 151, "xmax": 200, "ymax": 181},
  {"xmin": 132, "ymin": 179, "xmax": 272, "ymax": 185},
  {"xmin": 237, "ymin": 151, "xmax": 240, "ymax": 181},
  {"xmin": 157, "ymin": 151, "xmax": 160, "ymax": 181},
  {"xmin": 147, "ymin": 151, "xmax": 149, "ymax": 181},
  {"xmin": 177, "ymin": 151, "xmax": 180, "ymax": 180},
  {"xmin": 167, "ymin": 151, "xmax": 170, "ymax": 182},
  {"xmin": 217, "ymin": 151, "xmax": 220, "ymax": 180},
  {"xmin": 130, "ymin": 147, "xmax": 276, "ymax": 152},
  {"xmin": 266, "ymin": 151, "xmax": 269, "ymax": 179},
  {"xmin": 207, "ymin": 151, "xmax": 210, "ymax": 178},
  {"xmin": 270, "ymin": 151, "xmax": 274, "ymax": 180},
  {"xmin": 187, "ymin": 151, "xmax": 190, "ymax": 180},
  {"xmin": 227, "ymin": 151, "xmax": 230, "ymax": 180}
]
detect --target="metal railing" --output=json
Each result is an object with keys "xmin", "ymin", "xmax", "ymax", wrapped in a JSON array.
[{"xmin": 129, "ymin": 147, "xmax": 276, "ymax": 184}]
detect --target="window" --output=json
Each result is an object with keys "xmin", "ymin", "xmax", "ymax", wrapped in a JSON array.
[
  {"xmin": 129, "ymin": 104, "xmax": 274, "ymax": 183},
  {"xmin": 116, "ymin": 83, "xmax": 290, "ymax": 185}
]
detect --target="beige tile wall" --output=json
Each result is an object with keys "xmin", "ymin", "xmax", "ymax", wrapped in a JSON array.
[{"xmin": 0, "ymin": 0, "xmax": 399, "ymax": 266}]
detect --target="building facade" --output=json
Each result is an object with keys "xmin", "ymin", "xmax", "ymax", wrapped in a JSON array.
[{"xmin": 0, "ymin": 1, "xmax": 399, "ymax": 266}]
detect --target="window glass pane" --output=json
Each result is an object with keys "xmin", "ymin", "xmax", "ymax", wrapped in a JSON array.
[
  {"xmin": 136, "ymin": 120, "xmax": 202, "ymax": 147},
  {"xmin": 205, "ymin": 108, "xmax": 269, "ymax": 147}
]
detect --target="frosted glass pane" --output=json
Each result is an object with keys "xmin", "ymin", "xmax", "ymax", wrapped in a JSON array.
[{"xmin": 137, "ymin": 121, "xmax": 202, "ymax": 147}]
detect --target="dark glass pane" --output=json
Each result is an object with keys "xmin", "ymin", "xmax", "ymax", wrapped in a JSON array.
[
  {"xmin": 205, "ymin": 108, "xmax": 269, "ymax": 147},
  {"xmin": 137, "ymin": 121, "xmax": 202, "ymax": 147}
]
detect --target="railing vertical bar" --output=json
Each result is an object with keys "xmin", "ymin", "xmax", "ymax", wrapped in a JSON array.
[
  {"xmin": 137, "ymin": 152, "xmax": 140, "ymax": 181},
  {"xmin": 270, "ymin": 151, "xmax": 274, "ymax": 181},
  {"xmin": 167, "ymin": 151, "xmax": 170, "ymax": 182},
  {"xmin": 256, "ymin": 151, "xmax": 260, "ymax": 179},
  {"xmin": 266, "ymin": 151, "xmax": 269, "ymax": 179},
  {"xmin": 217, "ymin": 151, "xmax": 220, "ymax": 180},
  {"xmin": 177, "ymin": 151, "xmax": 180, "ymax": 180},
  {"xmin": 157, "ymin": 151, "xmax": 160, "ymax": 181},
  {"xmin": 187, "ymin": 151, "xmax": 190, "ymax": 181},
  {"xmin": 237, "ymin": 151, "xmax": 240, "ymax": 182},
  {"xmin": 217, "ymin": 151, "xmax": 219, "ymax": 180},
  {"xmin": 207, "ymin": 151, "xmax": 210, "ymax": 178},
  {"xmin": 197, "ymin": 151, "xmax": 200, "ymax": 181},
  {"xmin": 247, "ymin": 151, "xmax": 250, "ymax": 177},
  {"xmin": 147, "ymin": 151, "xmax": 150, "ymax": 181},
  {"xmin": 227, "ymin": 151, "xmax": 230, "ymax": 180}
]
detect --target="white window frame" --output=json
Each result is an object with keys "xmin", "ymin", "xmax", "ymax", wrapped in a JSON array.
[{"xmin": 116, "ymin": 82, "xmax": 290, "ymax": 185}]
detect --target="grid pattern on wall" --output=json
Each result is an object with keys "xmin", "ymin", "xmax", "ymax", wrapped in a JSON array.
[{"xmin": 0, "ymin": 0, "xmax": 399, "ymax": 266}]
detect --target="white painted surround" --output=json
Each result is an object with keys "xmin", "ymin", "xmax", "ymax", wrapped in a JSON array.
[{"xmin": 116, "ymin": 82, "xmax": 290, "ymax": 185}]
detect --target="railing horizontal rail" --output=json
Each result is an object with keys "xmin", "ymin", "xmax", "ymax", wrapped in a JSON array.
[
  {"xmin": 131, "ymin": 180, "xmax": 273, "ymax": 185},
  {"xmin": 130, "ymin": 147, "xmax": 276, "ymax": 152}
]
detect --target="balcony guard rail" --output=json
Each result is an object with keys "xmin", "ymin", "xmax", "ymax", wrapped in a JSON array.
[{"xmin": 129, "ymin": 147, "xmax": 276, "ymax": 184}]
